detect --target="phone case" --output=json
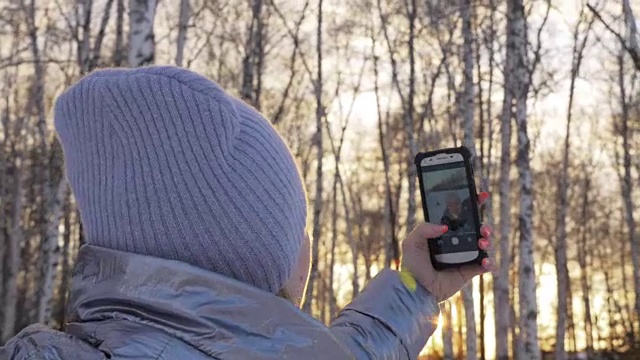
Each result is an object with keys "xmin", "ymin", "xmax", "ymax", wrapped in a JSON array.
[{"xmin": 414, "ymin": 146, "xmax": 487, "ymax": 270}]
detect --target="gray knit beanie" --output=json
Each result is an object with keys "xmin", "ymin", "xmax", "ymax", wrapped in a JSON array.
[{"xmin": 54, "ymin": 66, "xmax": 308, "ymax": 293}]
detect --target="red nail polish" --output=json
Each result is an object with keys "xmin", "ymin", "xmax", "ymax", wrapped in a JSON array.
[
  {"xmin": 442, "ymin": 225, "xmax": 449, "ymax": 233},
  {"xmin": 482, "ymin": 258, "xmax": 491, "ymax": 268}
]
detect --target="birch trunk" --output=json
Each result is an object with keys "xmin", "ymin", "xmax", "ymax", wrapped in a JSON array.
[
  {"xmin": 617, "ymin": 207, "xmax": 636, "ymax": 340},
  {"xmin": 405, "ymin": 0, "xmax": 417, "ymax": 231},
  {"xmin": 602, "ymin": 265, "xmax": 619, "ymax": 349},
  {"xmin": 578, "ymin": 169, "xmax": 594, "ymax": 357},
  {"xmin": 514, "ymin": 69, "xmax": 541, "ymax": 359},
  {"xmin": 270, "ymin": 0, "xmax": 308, "ymax": 125},
  {"xmin": 340, "ymin": 178, "xmax": 359, "ymax": 297},
  {"xmin": 459, "ymin": 1, "xmax": 477, "ymax": 358},
  {"xmin": 1, "ymin": 160, "xmax": 24, "ymax": 343},
  {"xmin": 38, "ymin": 178, "xmax": 68, "ymax": 324},
  {"xmin": 0, "ymin": 100, "xmax": 6, "ymax": 329},
  {"xmin": 128, "ymin": 0, "xmax": 157, "ymax": 67},
  {"xmin": 175, "ymin": 0, "xmax": 190, "ymax": 67},
  {"xmin": 328, "ymin": 181, "xmax": 337, "ymax": 319},
  {"xmin": 113, "ymin": 0, "xmax": 125, "ymax": 66},
  {"xmin": 302, "ymin": 0, "xmax": 323, "ymax": 314},
  {"xmin": 622, "ymin": 0, "xmax": 640, "ymax": 70},
  {"xmin": 510, "ymin": 234, "xmax": 525, "ymax": 358},
  {"xmin": 77, "ymin": 0, "xmax": 92, "ymax": 74},
  {"xmin": 456, "ymin": 296, "xmax": 464, "ymax": 357},
  {"xmin": 480, "ymin": 2, "xmax": 497, "ymax": 358},
  {"xmin": 91, "ymin": 0, "xmax": 114, "ymax": 71},
  {"xmin": 240, "ymin": 0, "xmax": 264, "ymax": 107},
  {"xmin": 372, "ymin": 36, "xmax": 397, "ymax": 269},
  {"xmin": 55, "ymin": 189, "xmax": 73, "ymax": 325},
  {"xmin": 378, "ymin": 0, "xmax": 414, "ymax": 239},
  {"xmin": 326, "ymin": 114, "xmax": 354, "ymax": 315},
  {"xmin": 442, "ymin": 302, "xmax": 454, "ymax": 359},
  {"xmin": 494, "ymin": 0, "xmax": 515, "ymax": 357},
  {"xmin": 617, "ymin": 49, "xmax": 640, "ymax": 333},
  {"xmin": 555, "ymin": 12, "xmax": 591, "ymax": 357},
  {"xmin": 23, "ymin": 0, "xmax": 60, "ymax": 326},
  {"xmin": 512, "ymin": 0, "xmax": 540, "ymax": 355}
]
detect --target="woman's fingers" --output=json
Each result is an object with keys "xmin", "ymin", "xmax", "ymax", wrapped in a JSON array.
[
  {"xmin": 481, "ymin": 258, "xmax": 492, "ymax": 270},
  {"xmin": 480, "ymin": 224, "xmax": 492, "ymax": 238},
  {"xmin": 414, "ymin": 223, "xmax": 448, "ymax": 239},
  {"xmin": 478, "ymin": 238, "xmax": 490, "ymax": 250},
  {"xmin": 478, "ymin": 191, "xmax": 490, "ymax": 206}
]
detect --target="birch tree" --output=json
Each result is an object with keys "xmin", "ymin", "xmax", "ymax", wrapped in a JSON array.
[
  {"xmin": 616, "ymin": 48, "xmax": 639, "ymax": 333},
  {"xmin": 442, "ymin": 302, "xmax": 454, "ymax": 359},
  {"xmin": 459, "ymin": 1, "xmax": 477, "ymax": 358},
  {"xmin": 493, "ymin": 0, "xmax": 516, "ymax": 356},
  {"xmin": 578, "ymin": 162, "xmax": 594, "ymax": 357},
  {"xmin": 589, "ymin": 1, "xmax": 639, "ymax": 71},
  {"xmin": 240, "ymin": 0, "xmax": 265, "ymax": 107},
  {"xmin": 554, "ymin": 8, "xmax": 592, "ymax": 359},
  {"xmin": 37, "ymin": 156, "xmax": 67, "ymax": 325},
  {"xmin": 1, "ymin": 159, "xmax": 24, "ymax": 342},
  {"xmin": 325, "ymin": 53, "xmax": 367, "ymax": 310},
  {"xmin": 475, "ymin": 2, "xmax": 496, "ymax": 358},
  {"xmin": 175, "ymin": 0, "xmax": 190, "ymax": 67},
  {"xmin": 378, "ymin": 0, "xmax": 418, "ymax": 231},
  {"xmin": 19, "ymin": 0, "xmax": 64, "ymax": 326},
  {"xmin": 302, "ymin": 0, "xmax": 324, "ymax": 314},
  {"xmin": 128, "ymin": 0, "xmax": 157, "ymax": 67},
  {"xmin": 511, "ymin": 0, "xmax": 540, "ymax": 356},
  {"xmin": 114, "ymin": 0, "xmax": 125, "ymax": 66},
  {"xmin": 371, "ymin": 28, "xmax": 398, "ymax": 270}
]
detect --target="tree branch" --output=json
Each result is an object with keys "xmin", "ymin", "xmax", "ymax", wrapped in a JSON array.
[{"xmin": 587, "ymin": 3, "xmax": 640, "ymax": 71}]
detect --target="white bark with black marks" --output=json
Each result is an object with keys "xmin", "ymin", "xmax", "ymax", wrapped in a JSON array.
[
  {"xmin": 37, "ymin": 177, "xmax": 67, "ymax": 324},
  {"xmin": 302, "ymin": 0, "xmax": 324, "ymax": 314},
  {"xmin": 128, "ymin": 0, "xmax": 157, "ymax": 67},
  {"xmin": 617, "ymin": 50, "xmax": 640, "ymax": 331},
  {"xmin": 175, "ymin": 0, "xmax": 190, "ymax": 67},
  {"xmin": 494, "ymin": 0, "xmax": 515, "ymax": 357},
  {"xmin": 622, "ymin": 0, "xmax": 639, "ymax": 69},
  {"xmin": 554, "ymin": 9, "xmax": 592, "ymax": 358},
  {"xmin": 1, "ymin": 160, "xmax": 23, "ymax": 343},
  {"xmin": 442, "ymin": 302, "xmax": 454, "ymax": 359},
  {"xmin": 512, "ymin": 0, "xmax": 540, "ymax": 354},
  {"xmin": 578, "ymin": 166, "xmax": 594, "ymax": 356},
  {"xmin": 113, "ymin": 0, "xmax": 125, "ymax": 66},
  {"xmin": 240, "ymin": 0, "xmax": 264, "ymax": 108},
  {"xmin": 459, "ymin": 1, "xmax": 477, "ymax": 358},
  {"xmin": 378, "ymin": 0, "xmax": 417, "ymax": 232}
]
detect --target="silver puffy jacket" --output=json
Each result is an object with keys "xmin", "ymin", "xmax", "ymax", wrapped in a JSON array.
[{"xmin": 0, "ymin": 245, "xmax": 439, "ymax": 359}]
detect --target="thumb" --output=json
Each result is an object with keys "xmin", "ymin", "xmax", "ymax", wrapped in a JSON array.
[{"xmin": 411, "ymin": 223, "xmax": 448, "ymax": 240}]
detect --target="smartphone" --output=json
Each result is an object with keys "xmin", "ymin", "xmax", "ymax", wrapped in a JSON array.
[{"xmin": 414, "ymin": 146, "xmax": 486, "ymax": 270}]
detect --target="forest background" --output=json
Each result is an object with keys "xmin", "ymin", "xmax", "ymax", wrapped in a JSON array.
[{"xmin": 1, "ymin": 0, "xmax": 640, "ymax": 359}]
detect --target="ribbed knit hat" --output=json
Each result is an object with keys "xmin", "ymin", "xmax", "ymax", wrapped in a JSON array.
[{"xmin": 54, "ymin": 66, "xmax": 308, "ymax": 293}]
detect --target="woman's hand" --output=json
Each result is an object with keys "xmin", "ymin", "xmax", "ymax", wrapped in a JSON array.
[{"xmin": 401, "ymin": 192, "xmax": 492, "ymax": 302}]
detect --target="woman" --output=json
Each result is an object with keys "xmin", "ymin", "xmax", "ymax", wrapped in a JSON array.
[{"xmin": 0, "ymin": 66, "xmax": 491, "ymax": 360}]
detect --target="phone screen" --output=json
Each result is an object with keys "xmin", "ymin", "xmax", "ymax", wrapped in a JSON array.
[{"xmin": 420, "ymin": 160, "xmax": 479, "ymax": 255}]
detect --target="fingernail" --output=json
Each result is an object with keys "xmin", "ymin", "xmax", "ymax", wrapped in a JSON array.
[
  {"xmin": 479, "ymin": 239, "xmax": 489, "ymax": 249},
  {"xmin": 482, "ymin": 258, "xmax": 491, "ymax": 268},
  {"xmin": 482, "ymin": 227, "xmax": 491, "ymax": 237},
  {"xmin": 441, "ymin": 225, "xmax": 448, "ymax": 233}
]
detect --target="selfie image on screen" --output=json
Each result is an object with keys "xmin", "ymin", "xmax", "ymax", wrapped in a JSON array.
[{"xmin": 421, "ymin": 162, "xmax": 478, "ymax": 253}]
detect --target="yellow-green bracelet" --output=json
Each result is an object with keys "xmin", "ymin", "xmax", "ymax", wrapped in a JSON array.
[{"xmin": 399, "ymin": 269, "xmax": 418, "ymax": 293}]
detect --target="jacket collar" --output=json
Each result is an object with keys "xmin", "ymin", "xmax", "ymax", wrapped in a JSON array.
[{"xmin": 65, "ymin": 245, "xmax": 350, "ymax": 358}]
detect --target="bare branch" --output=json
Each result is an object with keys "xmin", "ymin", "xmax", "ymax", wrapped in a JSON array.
[{"xmin": 587, "ymin": 3, "xmax": 640, "ymax": 71}]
